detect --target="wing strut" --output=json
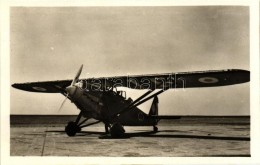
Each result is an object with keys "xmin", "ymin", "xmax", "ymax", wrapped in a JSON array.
[
  {"xmin": 125, "ymin": 90, "xmax": 154, "ymax": 109},
  {"xmin": 128, "ymin": 89, "xmax": 168, "ymax": 109},
  {"xmin": 113, "ymin": 88, "xmax": 168, "ymax": 118}
]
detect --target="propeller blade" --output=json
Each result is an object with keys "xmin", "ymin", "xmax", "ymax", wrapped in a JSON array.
[
  {"xmin": 58, "ymin": 94, "xmax": 69, "ymax": 112},
  {"xmin": 71, "ymin": 64, "xmax": 83, "ymax": 86},
  {"xmin": 58, "ymin": 65, "xmax": 83, "ymax": 112}
]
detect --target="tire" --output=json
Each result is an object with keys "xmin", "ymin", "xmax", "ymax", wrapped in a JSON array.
[
  {"xmin": 65, "ymin": 121, "xmax": 81, "ymax": 137},
  {"xmin": 110, "ymin": 123, "xmax": 125, "ymax": 138}
]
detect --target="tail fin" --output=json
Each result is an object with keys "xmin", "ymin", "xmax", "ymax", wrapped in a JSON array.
[{"xmin": 149, "ymin": 96, "xmax": 159, "ymax": 116}]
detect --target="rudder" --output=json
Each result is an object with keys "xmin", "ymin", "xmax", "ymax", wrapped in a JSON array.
[{"xmin": 149, "ymin": 96, "xmax": 159, "ymax": 116}]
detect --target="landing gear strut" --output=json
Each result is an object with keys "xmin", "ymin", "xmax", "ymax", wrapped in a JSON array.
[
  {"xmin": 105, "ymin": 123, "xmax": 110, "ymax": 134},
  {"xmin": 153, "ymin": 125, "xmax": 158, "ymax": 132}
]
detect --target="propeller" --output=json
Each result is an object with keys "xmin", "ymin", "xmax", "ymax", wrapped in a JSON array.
[
  {"xmin": 58, "ymin": 65, "xmax": 83, "ymax": 112},
  {"xmin": 71, "ymin": 64, "xmax": 83, "ymax": 86},
  {"xmin": 58, "ymin": 93, "xmax": 69, "ymax": 112}
]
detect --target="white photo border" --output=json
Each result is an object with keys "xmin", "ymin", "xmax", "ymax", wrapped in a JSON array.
[{"xmin": 1, "ymin": 0, "xmax": 259, "ymax": 164}]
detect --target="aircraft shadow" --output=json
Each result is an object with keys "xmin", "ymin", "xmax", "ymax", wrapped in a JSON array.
[
  {"xmin": 46, "ymin": 130, "xmax": 250, "ymax": 141},
  {"xmin": 45, "ymin": 130, "xmax": 104, "ymax": 135},
  {"xmin": 99, "ymin": 131, "xmax": 157, "ymax": 139},
  {"xmin": 99, "ymin": 131, "xmax": 250, "ymax": 141},
  {"xmin": 138, "ymin": 129, "xmax": 188, "ymax": 133},
  {"xmin": 139, "ymin": 133, "xmax": 250, "ymax": 141}
]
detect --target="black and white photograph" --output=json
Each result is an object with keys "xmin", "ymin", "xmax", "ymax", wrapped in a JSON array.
[{"xmin": 1, "ymin": 1, "xmax": 260, "ymax": 165}]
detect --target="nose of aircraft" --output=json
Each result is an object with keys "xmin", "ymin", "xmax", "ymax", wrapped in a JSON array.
[
  {"xmin": 65, "ymin": 86, "xmax": 77, "ymax": 97},
  {"xmin": 58, "ymin": 65, "xmax": 83, "ymax": 112}
]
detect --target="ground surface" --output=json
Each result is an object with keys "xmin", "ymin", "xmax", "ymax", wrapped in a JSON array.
[{"xmin": 10, "ymin": 116, "xmax": 250, "ymax": 157}]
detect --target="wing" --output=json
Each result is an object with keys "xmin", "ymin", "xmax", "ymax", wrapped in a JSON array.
[
  {"xmin": 12, "ymin": 80, "xmax": 72, "ymax": 93},
  {"xmin": 12, "ymin": 69, "xmax": 250, "ymax": 93},
  {"xmin": 83, "ymin": 69, "xmax": 250, "ymax": 90}
]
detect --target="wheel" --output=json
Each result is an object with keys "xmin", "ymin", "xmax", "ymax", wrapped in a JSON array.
[
  {"xmin": 65, "ymin": 121, "xmax": 81, "ymax": 137},
  {"xmin": 153, "ymin": 126, "xmax": 158, "ymax": 132},
  {"xmin": 110, "ymin": 123, "xmax": 125, "ymax": 138}
]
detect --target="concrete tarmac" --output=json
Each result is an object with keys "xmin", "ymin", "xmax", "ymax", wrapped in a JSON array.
[{"xmin": 10, "ymin": 121, "xmax": 250, "ymax": 156}]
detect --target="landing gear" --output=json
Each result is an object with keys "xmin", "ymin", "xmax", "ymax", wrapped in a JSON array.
[
  {"xmin": 153, "ymin": 125, "xmax": 158, "ymax": 132},
  {"xmin": 105, "ymin": 123, "xmax": 110, "ymax": 134},
  {"xmin": 65, "ymin": 111, "xmax": 83, "ymax": 136},
  {"xmin": 65, "ymin": 121, "xmax": 81, "ymax": 136},
  {"xmin": 65, "ymin": 111, "xmax": 102, "ymax": 137},
  {"xmin": 110, "ymin": 123, "xmax": 125, "ymax": 138}
]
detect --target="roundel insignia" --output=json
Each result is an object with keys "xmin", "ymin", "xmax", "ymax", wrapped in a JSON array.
[
  {"xmin": 198, "ymin": 77, "xmax": 219, "ymax": 84},
  {"xmin": 138, "ymin": 112, "xmax": 145, "ymax": 121},
  {"xmin": 32, "ymin": 86, "xmax": 47, "ymax": 91}
]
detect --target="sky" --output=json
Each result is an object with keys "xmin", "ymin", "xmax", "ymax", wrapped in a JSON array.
[{"xmin": 10, "ymin": 6, "xmax": 249, "ymax": 115}]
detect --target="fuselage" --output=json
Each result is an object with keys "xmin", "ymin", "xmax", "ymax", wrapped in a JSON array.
[{"xmin": 67, "ymin": 85, "xmax": 157, "ymax": 126}]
